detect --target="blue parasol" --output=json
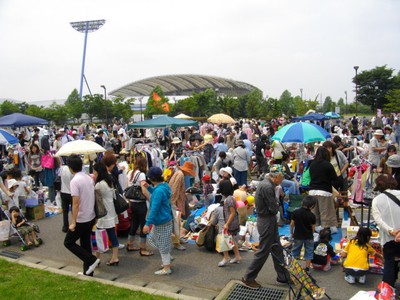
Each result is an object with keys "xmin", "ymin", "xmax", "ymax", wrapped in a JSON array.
[
  {"xmin": 271, "ymin": 122, "xmax": 331, "ymax": 144},
  {"xmin": 324, "ymin": 112, "xmax": 341, "ymax": 119},
  {"xmin": 0, "ymin": 129, "xmax": 19, "ymax": 145}
]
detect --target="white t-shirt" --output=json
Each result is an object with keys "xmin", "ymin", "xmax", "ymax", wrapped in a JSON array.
[
  {"xmin": 60, "ymin": 165, "xmax": 73, "ymax": 194},
  {"xmin": 70, "ymin": 171, "xmax": 95, "ymax": 223},
  {"xmin": 127, "ymin": 170, "xmax": 146, "ymax": 187}
]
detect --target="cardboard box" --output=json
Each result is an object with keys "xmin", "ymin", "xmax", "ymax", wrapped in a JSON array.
[{"xmin": 26, "ymin": 204, "xmax": 45, "ymax": 221}]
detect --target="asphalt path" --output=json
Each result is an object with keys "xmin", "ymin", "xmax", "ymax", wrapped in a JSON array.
[{"xmin": 1, "ymin": 213, "xmax": 382, "ymax": 300}]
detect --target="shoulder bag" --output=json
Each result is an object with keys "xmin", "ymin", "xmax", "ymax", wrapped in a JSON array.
[
  {"xmin": 124, "ymin": 171, "xmax": 147, "ymax": 201},
  {"xmin": 383, "ymin": 191, "xmax": 400, "ymax": 207},
  {"xmin": 94, "ymin": 188, "xmax": 107, "ymax": 219},
  {"xmin": 113, "ymin": 187, "xmax": 129, "ymax": 214},
  {"xmin": 41, "ymin": 151, "xmax": 54, "ymax": 169}
]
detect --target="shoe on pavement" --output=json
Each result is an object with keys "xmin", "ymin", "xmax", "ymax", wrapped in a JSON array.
[
  {"xmin": 85, "ymin": 258, "xmax": 100, "ymax": 275},
  {"xmin": 229, "ymin": 258, "xmax": 241, "ymax": 264},
  {"xmin": 276, "ymin": 278, "xmax": 293, "ymax": 285},
  {"xmin": 345, "ymin": 275, "xmax": 355, "ymax": 284},
  {"xmin": 358, "ymin": 275, "xmax": 366, "ymax": 284},
  {"xmin": 174, "ymin": 243, "xmax": 186, "ymax": 251},
  {"xmin": 62, "ymin": 226, "xmax": 68, "ymax": 233},
  {"xmin": 218, "ymin": 259, "xmax": 230, "ymax": 267},
  {"xmin": 118, "ymin": 244, "xmax": 125, "ymax": 249},
  {"xmin": 241, "ymin": 277, "xmax": 261, "ymax": 289},
  {"xmin": 154, "ymin": 268, "xmax": 172, "ymax": 275}
]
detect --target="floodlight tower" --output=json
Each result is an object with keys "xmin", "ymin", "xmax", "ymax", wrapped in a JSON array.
[{"xmin": 70, "ymin": 19, "xmax": 106, "ymax": 99}]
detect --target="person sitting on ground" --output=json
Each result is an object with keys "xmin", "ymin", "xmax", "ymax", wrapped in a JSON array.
[
  {"xmin": 312, "ymin": 228, "xmax": 338, "ymax": 271},
  {"xmin": 10, "ymin": 206, "xmax": 40, "ymax": 247},
  {"xmin": 290, "ymin": 195, "xmax": 317, "ymax": 272},
  {"xmin": 212, "ymin": 151, "xmax": 233, "ymax": 176}
]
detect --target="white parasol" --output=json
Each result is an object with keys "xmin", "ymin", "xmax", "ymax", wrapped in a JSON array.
[{"xmin": 55, "ymin": 140, "xmax": 106, "ymax": 157}]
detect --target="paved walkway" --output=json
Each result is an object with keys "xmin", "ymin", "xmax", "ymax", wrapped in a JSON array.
[{"xmin": 0, "ymin": 213, "xmax": 382, "ymax": 299}]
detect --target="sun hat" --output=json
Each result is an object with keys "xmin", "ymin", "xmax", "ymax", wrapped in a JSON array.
[
  {"xmin": 146, "ymin": 167, "xmax": 164, "ymax": 181},
  {"xmin": 386, "ymin": 155, "xmax": 400, "ymax": 168},
  {"xmin": 179, "ymin": 161, "xmax": 196, "ymax": 177},
  {"xmin": 219, "ymin": 166, "xmax": 233, "ymax": 177},
  {"xmin": 7, "ymin": 179, "xmax": 19, "ymax": 189},
  {"xmin": 171, "ymin": 137, "xmax": 182, "ymax": 144},
  {"xmin": 373, "ymin": 129, "xmax": 384, "ymax": 136},
  {"xmin": 118, "ymin": 128, "xmax": 125, "ymax": 135}
]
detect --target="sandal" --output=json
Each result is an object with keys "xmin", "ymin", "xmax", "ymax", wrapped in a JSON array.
[
  {"xmin": 34, "ymin": 240, "xmax": 40, "ymax": 247},
  {"xmin": 27, "ymin": 242, "xmax": 33, "ymax": 247},
  {"xmin": 126, "ymin": 243, "xmax": 140, "ymax": 252},
  {"xmin": 139, "ymin": 248, "xmax": 154, "ymax": 256}
]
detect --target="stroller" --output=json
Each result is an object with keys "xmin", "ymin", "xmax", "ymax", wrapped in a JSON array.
[
  {"xmin": 271, "ymin": 243, "xmax": 331, "ymax": 300},
  {"xmin": 0, "ymin": 204, "xmax": 42, "ymax": 251}
]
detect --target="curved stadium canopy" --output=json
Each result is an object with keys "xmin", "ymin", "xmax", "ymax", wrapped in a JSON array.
[{"xmin": 109, "ymin": 74, "xmax": 259, "ymax": 98}]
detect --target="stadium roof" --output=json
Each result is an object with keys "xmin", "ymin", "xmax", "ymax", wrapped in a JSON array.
[{"xmin": 109, "ymin": 74, "xmax": 259, "ymax": 98}]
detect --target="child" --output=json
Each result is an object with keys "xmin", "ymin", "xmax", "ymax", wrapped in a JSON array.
[
  {"xmin": 342, "ymin": 227, "xmax": 380, "ymax": 284},
  {"xmin": 202, "ymin": 174, "xmax": 214, "ymax": 207},
  {"xmin": 9, "ymin": 206, "xmax": 39, "ymax": 247},
  {"xmin": 212, "ymin": 194, "xmax": 241, "ymax": 267},
  {"xmin": 290, "ymin": 195, "xmax": 317, "ymax": 272},
  {"xmin": 312, "ymin": 228, "xmax": 338, "ymax": 271}
]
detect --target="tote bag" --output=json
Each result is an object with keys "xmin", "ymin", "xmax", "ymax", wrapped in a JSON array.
[
  {"xmin": 216, "ymin": 230, "xmax": 234, "ymax": 253},
  {"xmin": 41, "ymin": 152, "xmax": 54, "ymax": 169},
  {"xmin": 113, "ymin": 190, "xmax": 129, "ymax": 214}
]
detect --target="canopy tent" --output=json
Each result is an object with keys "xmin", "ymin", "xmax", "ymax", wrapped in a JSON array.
[
  {"xmin": 0, "ymin": 113, "xmax": 49, "ymax": 127},
  {"xmin": 174, "ymin": 113, "xmax": 193, "ymax": 120},
  {"xmin": 291, "ymin": 113, "xmax": 328, "ymax": 122},
  {"xmin": 128, "ymin": 116, "xmax": 198, "ymax": 130}
]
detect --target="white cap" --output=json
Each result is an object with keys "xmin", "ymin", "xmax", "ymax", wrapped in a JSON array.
[{"xmin": 8, "ymin": 179, "xmax": 19, "ymax": 189}]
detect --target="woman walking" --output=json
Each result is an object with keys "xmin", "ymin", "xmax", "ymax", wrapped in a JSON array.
[
  {"xmin": 93, "ymin": 162, "xmax": 120, "ymax": 266},
  {"xmin": 143, "ymin": 167, "xmax": 173, "ymax": 275}
]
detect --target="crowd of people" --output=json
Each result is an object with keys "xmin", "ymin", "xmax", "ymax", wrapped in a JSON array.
[{"xmin": 0, "ymin": 113, "xmax": 399, "ymax": 294}]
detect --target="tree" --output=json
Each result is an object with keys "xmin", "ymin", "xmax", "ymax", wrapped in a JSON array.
[
  {"xmin": 65, "ymin": 89, "xmax": 84, "ymax": 121},
  {"xmin": 384, "ymin": 89, "xmax": 400, "ymax": 113},
  {"xmin": 47, "ymin": 102, "xmax": 68, "ymax": 125},
  {"xmin": 111, "ymin": 95, "xmax": 134, "ymax": 122},
  {"xmin": 0, "ymin": 100, "xmax": 20, "ymax": 115},
  {"xmin": 354, "ymin": 65, "xmax": 396, "ymax": 110},
  {"xmin": 245, "ymin": 89, "xmax": 264, "ymax": 118},
  {"xmin": 278, "ymin": 90, "xmax": 295, "ymax": 116},
  {"xmin": 144, "ymin": 86, "xmax": 170, "ymax": 118},
  {"xmin": 192, "ymin": 89, "xmax": 215, "ymax": 117},
  {"xmin": 322, "ymin": 96, "xmax": 334, "ymax": 113},
  {"xmin": 293, "ymin": 96, "xmax": 308, "ymax": 116},
  {"xmin": 337, "ymin": 98, "xmax": 345, "ymax": 114},
  {"xmin": 26, "ymin": 104, "xmax": 46, "ymax": 119},
  {"xmin": 82, "ymin": 94, "xmax": 106, "ymax": 122}
]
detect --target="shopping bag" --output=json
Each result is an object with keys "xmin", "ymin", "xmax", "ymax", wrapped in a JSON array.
[
  {"xmin": 215, "ymin": 230, "xmax": 234, "ymax": 252},
  {"xmin": 375, "ymin": 281, "xmax": 396, "ymax": 300},
  {"xmin": 196, "ymin": 226, "xmax": 210, "ymax": 247},
  {"xmin": 92, "ymin": 228, "xmax": 109, "ymax": 253},
  {"xmin": 41, "ymin": 152, "xmax": 54, "ymax": 169},
  {"xmin": 0, "ymin": 220, "xmax": 10, "ymax": 241}
]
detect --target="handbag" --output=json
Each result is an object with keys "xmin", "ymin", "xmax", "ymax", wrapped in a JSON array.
[
  {"xmin": 124, "ymin": 172, "xmax": 146, "ymax": 200},
  {"xmin": 216, "ymin": 229, "xmax": 234, "ymax": 252},
  {"xmin": 196, "ymin": 226, "xmax": 210, "ymax": 247},
  {"xmin": 94, "ymin": 189, "xmax": 107, "ymax": 219},
  {"xmin": 41, "ymin": 151, "xmax": 54, "ymax": 169},
  {"xmin": 113, "ymin": 190, "xmax": 129, "ymax": 214}
]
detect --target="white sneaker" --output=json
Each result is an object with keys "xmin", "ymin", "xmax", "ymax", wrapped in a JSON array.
[
  {"xmin": 358, "ymin": 275, "xmax": 366, "ymax": 284},
  {"xmin": 118, "ymin": 244, "xmax": 125, "ymax": 249},
  {"xmin": 86, "ymin": 258, "xmax": 100, "ymax": 275},
  {"xmin": 345, "ymin": 275, "xmax": 355, "ymax": 284}
]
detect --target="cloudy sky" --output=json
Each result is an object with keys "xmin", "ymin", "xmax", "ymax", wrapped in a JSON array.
[{"xmin": 1, "ymin": 0, "xmax": 399, "ymax": 105}]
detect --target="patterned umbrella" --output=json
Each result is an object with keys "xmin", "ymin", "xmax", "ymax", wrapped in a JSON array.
[
  {"xmin": 271, "ymin": 122, "xmax": 331, "ymax": 144},
  {"xmin": 207, "ymin": 113, "xmax": 235, "ymax": 124}
]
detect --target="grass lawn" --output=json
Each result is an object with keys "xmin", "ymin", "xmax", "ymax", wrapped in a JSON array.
[{"xmin": 0, "ymin": 258, "xmax": 172, "ymax": 300}]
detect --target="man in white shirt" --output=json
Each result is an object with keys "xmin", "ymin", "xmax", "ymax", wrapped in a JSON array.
[{"xmin": 63, "ymin": 155, "xmax": 99, "ymax": 276}]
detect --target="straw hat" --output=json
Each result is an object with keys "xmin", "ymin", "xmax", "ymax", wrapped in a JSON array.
[
  {"xmin": 373, "ymin": 129, "xmax": 384, "ymax": 136},
  {"xmin": 179, "ymin": 161, "xmax": 196, "ymax": 177},
  {"xmin": 171, "ymin": 137, "xmax": 182, "ymax": 144}
]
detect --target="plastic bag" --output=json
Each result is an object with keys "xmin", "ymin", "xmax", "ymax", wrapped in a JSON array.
[
  {"xmin": 91, "ymin": 228, "xmax": 109, "ymax": 253},
  {"xmin": 216, "ymin": 230, "xmax": 234, "ymax": 252}
]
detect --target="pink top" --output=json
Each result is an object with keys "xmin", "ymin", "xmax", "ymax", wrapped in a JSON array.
[{"xmin": 70, "ymin": 171, "xmax": 96, "ymax": 223}]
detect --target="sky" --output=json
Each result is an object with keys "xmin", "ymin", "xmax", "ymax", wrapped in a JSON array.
[{"xmin": 1, "ymin": 0, "xmax": 399, "ymax": 106}]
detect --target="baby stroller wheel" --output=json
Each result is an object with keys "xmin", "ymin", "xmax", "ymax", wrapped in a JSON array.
[
  {"xmin": 3, "ymin": 240, "xmax": 11, "ymax": 246},
  {"xmin": 20, "ymin": 244, "xmax": 28, "ymax": 251}
]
